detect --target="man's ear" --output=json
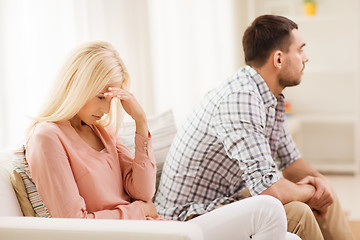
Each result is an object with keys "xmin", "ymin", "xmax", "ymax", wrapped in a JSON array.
[{"xmin": 273, "ymin": 50, "xmax": 283, "ymax": 69}]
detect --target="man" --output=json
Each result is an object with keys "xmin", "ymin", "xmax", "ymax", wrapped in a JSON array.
[{"xmin": 155, "ymin": 15, "xmax": 354, "ymax": 240}]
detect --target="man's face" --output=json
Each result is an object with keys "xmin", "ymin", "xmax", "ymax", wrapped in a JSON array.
[{"xmin": 278, "ymin": 29, "xmax": 309, "ymax": 88}]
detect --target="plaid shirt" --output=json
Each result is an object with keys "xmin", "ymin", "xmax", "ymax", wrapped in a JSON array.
[{"xmin": 155, "ymin": 66, "xmax": 301, "ymax": 221}]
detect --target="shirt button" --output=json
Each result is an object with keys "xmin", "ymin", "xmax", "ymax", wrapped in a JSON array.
[
  {"xmin": 144, "ymin": 146, "xmax": 148, "ymax": 150},
  {"xmin": 144, "ymin": 141, "xmax": 148, "ymax": 145}
]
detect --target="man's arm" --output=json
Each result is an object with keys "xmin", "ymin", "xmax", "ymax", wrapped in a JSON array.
[
  {"xmin": 272, "ymin": 158, "xmax": 334, "ymax": 217},
  {"xmin": 282, "ymin": 158, "xmax": 322, "ymax": 182},
  {"xmin": 260, "ymin": 158, "xmax": 320, "ymax": 204},
  {"xmin": 260, "ymin": 177, "xmax": 315, "ymax": 204}
]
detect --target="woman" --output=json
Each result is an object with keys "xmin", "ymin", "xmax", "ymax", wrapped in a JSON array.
[{"xmin": 26, "ymin": 41, "xmax": 300, "ymax": 239}]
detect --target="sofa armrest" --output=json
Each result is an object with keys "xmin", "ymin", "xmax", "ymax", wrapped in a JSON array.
[{"xmin": 0, "ymin": 217, "xmax": 203, "ymax": 240}]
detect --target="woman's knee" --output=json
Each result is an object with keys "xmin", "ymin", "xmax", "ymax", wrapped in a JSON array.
[
  {"xmin": 254, "ymin": 195, "xmax": 283, "ymax": 207},
  {"xmin": 253, "ymin": 195, "xmax": 286, "ymax": 217},
  {"xmin": 246, "ymin": 195, "xmax": 288, "ymax": 231}
]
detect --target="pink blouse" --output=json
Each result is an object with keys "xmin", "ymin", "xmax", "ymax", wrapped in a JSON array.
[{"xmin": 26, "ymin": 121, "xmax": 157, "ymax": 220}]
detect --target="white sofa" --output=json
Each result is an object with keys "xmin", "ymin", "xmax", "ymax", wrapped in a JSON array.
[
  {"xmin": 0, "ymin": 217, "xmax": 203, "ymax": 240},
  {"xmin": 0, "ymin": 110, "xmax": 204, "ymax": 240}
]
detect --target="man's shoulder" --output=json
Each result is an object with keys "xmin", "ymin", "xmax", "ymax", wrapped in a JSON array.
[
  {"xmin": 200, "ymin": 67, "xmax": 262, "ymax": 111},
  {"xmin": 210, "ymin": 66, "xmax": 258, "ymax": 100},
  {"xmin": 220, "ymin": 70, "xmax": 261, "ymax": 101},
  {"xmin": 230, "ymin": 66, "xmax": 259, "ymax": 92}
]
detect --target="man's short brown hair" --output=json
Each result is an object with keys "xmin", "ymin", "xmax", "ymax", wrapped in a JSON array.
[{"xmin": 242, "ymin": 15, "xmax": 298, "ymax": 68}]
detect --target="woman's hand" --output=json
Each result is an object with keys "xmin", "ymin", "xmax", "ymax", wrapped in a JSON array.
[
  {"xmin": 104, "ymin": 87, "xmax": 148, "ymax": 137},
  {"xmin": 138, "ymin": 200, "xmax": 159, "ymax": 218}
]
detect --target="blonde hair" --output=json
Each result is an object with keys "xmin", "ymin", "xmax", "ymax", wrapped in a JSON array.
[{"xmin": 29, "ymin": 41, "xmax": 129, "ymax": 134}]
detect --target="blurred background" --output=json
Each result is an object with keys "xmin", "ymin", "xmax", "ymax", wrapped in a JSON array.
[
  {"xmin": 1, "ymin": 0, "xmax": 359, "ymax": 176},
  {"xmin": 0, "ymin": 0, "xmax": 243, "ymax": 150}
]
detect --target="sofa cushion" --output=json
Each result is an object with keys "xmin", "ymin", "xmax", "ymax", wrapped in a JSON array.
[
  {"xmin": 0, "ymin": 150, "xmax": 23, "ymax": 216},
  {"xmin": 13, "ymin": 146, "xmax": 51, "ymax": 217},
  {"xmin": 10, "ymin": 170, "xmax": 36, "ymax": 216}
]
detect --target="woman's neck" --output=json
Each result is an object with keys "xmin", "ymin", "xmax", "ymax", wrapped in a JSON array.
[
  {"xmin": 69, "ymin": 115, "xmax": 89, "ymax": 132},
  {"xmin": 69, "ymin": 115, "xmax": 105, "ymax": 151}
]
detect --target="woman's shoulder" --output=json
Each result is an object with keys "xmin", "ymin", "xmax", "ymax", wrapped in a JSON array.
[
  {"xmin": 33, "ymin": 121, "xmax": 64, "ymax": 133},
  {"xmin": 30, "ymin": 121, "xmax": 71, "ymax": 141}
]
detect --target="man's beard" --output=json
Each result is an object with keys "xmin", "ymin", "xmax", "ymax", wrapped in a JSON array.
[
  {"xmin": 279, "ymin": 75, "xmax": 301, "ymax": 88},
  {"xmin": 278, "ymin": 64, "xmax": 304, "ymax": 88}
]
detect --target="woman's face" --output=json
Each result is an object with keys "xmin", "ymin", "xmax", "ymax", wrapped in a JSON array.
[{"xmin": 77, "ymin": 81, "xmax": 122, "ymax": 125}]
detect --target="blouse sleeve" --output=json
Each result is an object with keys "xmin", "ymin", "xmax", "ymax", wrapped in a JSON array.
[
  {"xmin": 117, "ymin": 132, "xmax": 157, "ymax": 201},
  {"xmin": 26, "ymin": 125, "xmax": 147, "ymax": 219}
]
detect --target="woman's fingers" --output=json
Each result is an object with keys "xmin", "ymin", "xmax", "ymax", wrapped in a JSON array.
[
  {"xmin": 104, "ymin": 87, "xmax": 128, "ymax": 98},
  {"xmin": 104, "ymin": 87, "xmax": 146, "ymax": 120}
]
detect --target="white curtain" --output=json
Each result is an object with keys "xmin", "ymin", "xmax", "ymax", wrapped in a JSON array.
[
  {"xmin": 0, "ymin": 0, "xmax": 88, "ymax": 149},
  {"xmin": 0, "ymin": 0, "xmax": 240, "ymax": 149},
  {"xmin": 0, "ymin": 0, "xmax": 154, "ymax": 149},
  {"xmin": 147, "ymin": 0, "xmax": 238, "ymax": 126}
]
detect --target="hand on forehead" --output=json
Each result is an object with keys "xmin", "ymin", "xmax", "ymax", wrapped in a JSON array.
[
  {"xmin": 99, "ymin": 82, "xmax": 123, "ymax": 95},
  {"xmin": 102, "ymin": 82, "xmax": 126, "ymax": 98}
]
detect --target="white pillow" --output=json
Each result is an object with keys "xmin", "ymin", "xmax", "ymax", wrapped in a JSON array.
[
  {"xmin": 0, "ymin": 151, "xmax": 23, "ymax": 216},
  {"xmin": 119, "ymin": 110, "xmax": 177, "ymax": 164}
]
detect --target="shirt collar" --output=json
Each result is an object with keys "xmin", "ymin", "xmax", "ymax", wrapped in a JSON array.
[{"xmin": 244, "ymin": 65, "xmax": 278, "ymax": 108}]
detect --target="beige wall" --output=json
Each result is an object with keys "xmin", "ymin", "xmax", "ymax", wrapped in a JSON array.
[{"xmin": 232, "ymin": 0, "xmax": 248, "ymax": 68}]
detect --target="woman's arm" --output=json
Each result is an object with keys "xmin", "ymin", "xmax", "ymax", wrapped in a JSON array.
[
  {"xmin": 106, "ymin": 87, "xmax": 157, "ymax": 201},
  {"xmin": 117, "ymin": 134, "xmax": 157, "ymax": 201}
]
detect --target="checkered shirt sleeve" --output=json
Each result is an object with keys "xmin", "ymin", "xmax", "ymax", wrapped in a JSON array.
[
  {"xmin": 276, "ymin": 120, "xmax": 301, "ymax": 170},
  {"xmin": 212, "ymin": 90, "xmax": 279, "ymax": 196}
]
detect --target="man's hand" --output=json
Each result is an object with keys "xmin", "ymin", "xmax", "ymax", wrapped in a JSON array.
[
  {"xmin": 297, "ymin": 176, "xmax": 334, "ymax": 217},
  {"xmin": 260, "ymin": 178, "xmax": 316, "ymax": 204}
]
